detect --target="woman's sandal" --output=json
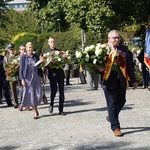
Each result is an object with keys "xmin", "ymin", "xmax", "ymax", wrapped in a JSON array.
[
  {"xmin": 34, "ymin": 111, "xmax": 39, "ymax": 119},
  {"xmin": 26, "ymin": 107, "xmax": 32, "ymax": 111},
  {"xmin": 19, "ymin": 107, "xmax": 23, "ymax": 111}
]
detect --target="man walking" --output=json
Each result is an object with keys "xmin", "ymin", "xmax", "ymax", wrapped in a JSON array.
[
  {"xmin": 45, "ymin": 37, "xmax": 66, "ymax": 115},
  {"xmin": 98, "ymin": 30, "xmax": 138, "ymax": 136}
]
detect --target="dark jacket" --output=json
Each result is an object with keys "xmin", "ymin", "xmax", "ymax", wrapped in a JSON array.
[
  {"xmin": 19, "ymin": 53, "xmax": 43, "ymax": 80},
  {"xmin": 0, "ymin": 55, "xmax": 6, "ymax": 79},
  {"xmin": 101, "ymin": 45, "xmax": 137, "ymax": 89}
]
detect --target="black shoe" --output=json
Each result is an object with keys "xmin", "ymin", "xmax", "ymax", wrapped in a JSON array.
[
  {"xmin": 66, "ymin": 83, "xmax": 72, "ymax": 85},
  {"xmin": 7, "ymin": 104, "xmax": 13, "ymax": 107},
  {"xmin": 59, "ymin": 112, "xmax": 66, "ymax": 116},
  {"xmin": 14, "ymin": 105, "xmax": 19, "ymax": 109},
  {"xmin": 34, "ymin": 116, "xmax": 39, "ymax": 119},
  {"xmin": 48, "ymin": 106, "xmax": 53, "ymax": 114},
  {"xmin": 106, "ymin": 116, "xmax": 110, "ymax": 122}
]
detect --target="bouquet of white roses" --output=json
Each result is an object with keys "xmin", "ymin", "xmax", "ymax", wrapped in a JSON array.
[{"xmin": 75, "ymin": 43, "xmax": 111, "ymax": 73}]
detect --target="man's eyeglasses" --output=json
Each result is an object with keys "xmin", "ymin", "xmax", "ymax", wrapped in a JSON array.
[{"xmin": 111, "ymin": 37, "xmax": 121, "ymax": 40}]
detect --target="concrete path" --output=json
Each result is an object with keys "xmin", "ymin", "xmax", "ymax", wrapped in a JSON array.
[{"xmin": 0, "ymin": 78, "xmax": 150, "ymax": 150}]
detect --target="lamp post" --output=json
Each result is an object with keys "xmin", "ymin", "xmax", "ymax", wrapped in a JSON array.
[
  {"xmin": 57, "ymin": 18, "xmax": 61, "ymax": 32},
  {"xmin": 81, "ymin": 29, "xmax": 86, "ymax": 52}
]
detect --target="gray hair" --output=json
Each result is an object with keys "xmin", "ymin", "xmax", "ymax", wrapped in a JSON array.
[{"xmin": 108, "ymin": 30, "xmax": 120, "ymax": 37}]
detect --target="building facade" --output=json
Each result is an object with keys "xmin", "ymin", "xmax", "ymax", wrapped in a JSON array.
[{"xmin": 6, "ymin": 0, "xmax": 31, "ymax": 11}]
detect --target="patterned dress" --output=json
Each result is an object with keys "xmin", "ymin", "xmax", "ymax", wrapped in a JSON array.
[{"xmin": 21, "ymin": 57, "xmax": 41, "ymax": 107}]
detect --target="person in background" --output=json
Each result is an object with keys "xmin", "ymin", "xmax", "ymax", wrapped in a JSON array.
[
  {"xmin": 132, "ymin": 48, "xmax": 138, "ymax": 70},
  {"xmin": 0, "ymin": 54, "xmax": 12, "ymax": 107},
  {"xmin": 45, "ymin": 37, "xmax": 66, "ymax": 116},
  {"xmin": 144, "ymin": 53, "xmax": 150, "ymax": 90},
  {"xmin": 86, "ymin": 67, "xmax": 99, "ymax": 91},
  {"xmin": 98, "ymin": 30, "xmax": 138, "ymax": 137},
  {"xmin": 79, "ymin": 64, "xmax": 86, "ymax": 84},
  {"xmin": 64, "ymin": 63, "xmax": 72, "ymax": 85},
  {"xmin": 137, "ymin": 48, "xmax": 150, "ymax": 89},
  {"xmin": 19, "ymin": 42, "xmax": 44, "ymax": 119},
  {"xmin": 18, "ymin": 45, "xmax": 31, "ymax": 111},
  {"xmin": 3, "ymin": 43, "xmax": 19, "ymax": 108}
]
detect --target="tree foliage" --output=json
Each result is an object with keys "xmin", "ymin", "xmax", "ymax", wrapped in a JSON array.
[
  {"xmin": 28, "ymin": 0, "xmax": 150, "ymax": 37},
  {"xmin": 0, "ymin": 9, "xmax": 41, "ymax": 48}
]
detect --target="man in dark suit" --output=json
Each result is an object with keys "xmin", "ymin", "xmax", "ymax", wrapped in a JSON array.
[
  {"xmin": 98, "ymin": 30, "xmax": 138, "ymax": 136},
  {"xmin": 0, "ymin": 54, "xmax": 12, "ymax": 107},
  {"xmin": 45, "ymin": 37, "xmax": 66, "ymax": 115}
]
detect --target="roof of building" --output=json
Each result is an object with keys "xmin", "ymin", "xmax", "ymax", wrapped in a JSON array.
[{"xmin": 7, "ymin": 0, "xmax": 30, "ymax": 4}]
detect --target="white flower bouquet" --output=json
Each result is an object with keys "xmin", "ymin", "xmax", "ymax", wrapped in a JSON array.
[{"xmin": 75, "ymin": 43, "xmax": 111, "ymax": 73}]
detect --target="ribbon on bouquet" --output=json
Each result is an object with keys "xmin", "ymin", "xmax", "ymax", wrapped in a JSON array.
[
  {"xmin": 103, "ymin": 50, "xmax": 117, "ymax": 80},
  {"xmin": 103, "ymin": 50, "xmax": 130, "ymax": 87}
]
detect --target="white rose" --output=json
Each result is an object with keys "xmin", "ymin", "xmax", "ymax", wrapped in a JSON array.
[
  {"xmin": 46, "ymin": 52, "xmax": 51, "ymax": 56},
  {"xmin": 89, "ymin": 45, "xmax": 95, "ymax": 50},
  {"xmin": 54, "ymin": 51, "xmax": 60, "ymax": 56},
  {"xmin": 84, "ymin": 46, "xmax": 90, "ymax": 52},
  {"xmin": 95, "ymin": 48, "xmax": 102, "ymax": 56},
  {"xmin": 58, "ymin": 57, "xmax": 62, "ymax": 62},
  {"xmin": 75, "ymin": 51, "xmax": 82, "ymax": 58},
  {"xmin": 93, "ymin": 59, "xmax": 97, "ymax": 64}
]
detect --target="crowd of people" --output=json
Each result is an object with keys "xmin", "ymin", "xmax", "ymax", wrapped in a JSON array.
[{"xmin": 0, "ymin": 30, "xmax": 150, "ymax": 137}]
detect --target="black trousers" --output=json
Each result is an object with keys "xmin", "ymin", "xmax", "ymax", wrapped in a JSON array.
[
  {"xmin": 65, "ymin": 70, "xmax": 70, "ymax": 85},
  {"xmin": 0, "ymin": 80, "xmax": 12, "ymax": 106},
  {"xmin": 49, "ymin": 74, "xmax": 65, "ymax": 112},
  {"xmin": 103, "ymin": 86, "xmax": 126, "ymax": 131}
]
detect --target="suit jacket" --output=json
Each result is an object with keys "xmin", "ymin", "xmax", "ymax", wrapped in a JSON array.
[
  {"xmin": 0, "ymin": 55, "xmax": 6, "ymax": 79},
  {"xmin": 19, "ymin": 53, "xmax": 43, "ymax": 80},
  {"xmin": 101, "ymin": 44, "xmax": 137, "ymax": 89}
]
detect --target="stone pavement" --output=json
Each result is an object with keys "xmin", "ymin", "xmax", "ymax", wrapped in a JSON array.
[{"xmin": 0, "ymin": 77, "xmax": 150, "ymax": 150}]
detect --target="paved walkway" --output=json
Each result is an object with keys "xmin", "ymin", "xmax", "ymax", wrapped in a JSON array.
[{"xmin": 0, "ymin": 77, "xmax": 150, "ymax": 150}]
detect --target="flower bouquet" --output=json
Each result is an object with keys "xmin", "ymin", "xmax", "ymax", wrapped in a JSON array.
[
  {"xmin": 75, "ymin": 43, "xmax": 111, "ymax": 73},
  {"xmin": 36, "ymin": 50, "xmax": 72, "ymax": 69},
  {"xmin": 5, "ymin": 56, "xmax": 20, "ymax": 81}
]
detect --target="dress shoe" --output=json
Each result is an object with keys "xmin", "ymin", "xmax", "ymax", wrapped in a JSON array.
[
  {"xmin": 7, "ymin": 104, "xmax": 13, "ymax": 107},
  {"xmin": 59, "ymin": 112, "xmax": 66, "ymax": 116},
  {"xmin": 14, "ymin": 105, "xmax": 19, "ymax": 109},
  {"xmin": 106, "ymin": 116, "xmax": 110, "ymax": 122},
  {"xmin": 48, "ymin": 106, "xmax": 53, "ymax": 114},
  {"xmin": 114, "ymin": 129, "xmax": 123, "ymax": 137},
  {"xmin": 66, "ymin": 83, "xmax": 72, "ymax": 85}
]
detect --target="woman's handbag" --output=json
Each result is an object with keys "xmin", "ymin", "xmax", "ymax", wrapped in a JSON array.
[{"xmin": 42, "ymin": 84, "xmax": 48, "ymax": 104}]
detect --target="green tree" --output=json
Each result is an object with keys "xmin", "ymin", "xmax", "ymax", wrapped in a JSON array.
[
  {"xmin": 0, "ymin": 9, "xmax": 41, "ymax": 48},
  {"xmin": 28, "ymin": 0, "xmax": 69, "ymax": 32}
]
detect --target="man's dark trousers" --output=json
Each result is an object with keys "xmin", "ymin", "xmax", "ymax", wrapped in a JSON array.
[{"xmin": 103, "ymin": 85, "xmax": 126, "ymax": 131}]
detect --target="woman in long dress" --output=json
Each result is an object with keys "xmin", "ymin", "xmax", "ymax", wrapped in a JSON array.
[{"xmin": 19, "ymin": 42, "xmax": 43, "ymax": 119}]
